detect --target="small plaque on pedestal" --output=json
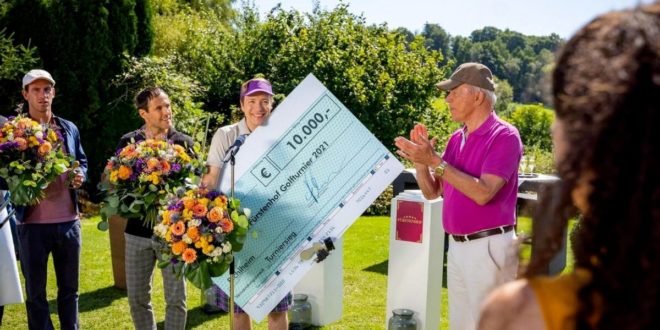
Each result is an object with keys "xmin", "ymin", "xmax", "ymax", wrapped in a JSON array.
[{"xmin": 395, "ymin": 200, "xmax": 424, "ymax": 243}]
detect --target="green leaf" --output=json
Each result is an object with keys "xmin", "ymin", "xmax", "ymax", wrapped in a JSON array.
[
  {"xmin": 235, "ymin": 214, "xmax": 248, "ymax": 228},
  {"xmin": 208, "ymin": 260, "xmax": 229, "ymax": 277},
  {"xmin": 185, "ymin": 262, "xmax": 213, "ymax": 290},
  {"xmin": 108, "ymin": 195, "xmax": 120, "ymax": 208},
  {"xmin": 97, "ymin": 221, "xmax": 109, "ymax": 231}
]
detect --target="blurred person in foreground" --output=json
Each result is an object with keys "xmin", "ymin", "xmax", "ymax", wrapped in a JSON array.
[{"xmin": 479, "ymin": 3, "xmax": 660, "ymax": 330}]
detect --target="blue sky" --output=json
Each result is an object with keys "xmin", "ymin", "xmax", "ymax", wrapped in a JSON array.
[{"xmin": 253, "ymin": 0, "xmax": 653, "ymax": 38}]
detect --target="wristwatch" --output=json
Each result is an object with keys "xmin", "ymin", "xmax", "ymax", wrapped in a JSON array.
[{"xmin": 434, "ymin": 161, "xmax": 448, "ymax": 178}]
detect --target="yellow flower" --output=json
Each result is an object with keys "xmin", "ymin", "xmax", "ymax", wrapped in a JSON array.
[
  {"xmin": 161, "ymin": 210, "xmax": 171, "ymax": 225},
  {"xmin": 109, "ymin": 171, "xmax": 119, "ymax": 183},
  {"xmin": 149, "ymin": 172, "xmax": 160, "ymax": 185},
  {"xmin": 203, "ymin": 244, "xmax": 214, "ymax": 255},
  {"xmin": 47, "ymin": 130, "xmax": 58, "ymax": 143},
  {"xmin": 182, "ymin": 209, "xmax": 193, "ymax": 221},
  {"xmin": 213, "ymin": 196, "xmax": 228, "ymax": 208},
  {"xmin": 198, "ymin": 198, "xmax": 210, "ymax": 207}
]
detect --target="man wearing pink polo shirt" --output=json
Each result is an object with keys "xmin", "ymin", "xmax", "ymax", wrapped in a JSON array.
[{"xmin": 395, "ymin": 62, "xmax": 522, "ymax": 330}]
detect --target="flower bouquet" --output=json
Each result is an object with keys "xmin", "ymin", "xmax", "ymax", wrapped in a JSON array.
[
  {"xmin": 152, "ymin": 187, "xmax": 250, "ymax": 290},
  {"xmin": 0, "ymin": 115, "xmax": 73, "ymax": 205},
  {"xmin": 98, "ymin": 138, "xmax": 197, "ymax": 230}
]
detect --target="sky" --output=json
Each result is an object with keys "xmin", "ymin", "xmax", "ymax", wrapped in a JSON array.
[{"xmin": 252, "ymin": 0, "xmax": 654, "ymax": 38}]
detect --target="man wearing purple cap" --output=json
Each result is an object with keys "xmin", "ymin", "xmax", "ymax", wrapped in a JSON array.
[
  {"xmin": 203, "ymin": 77, "xmax": 291, "ymax": 329},
  {"xmin": 395, "ymin": 63, "xmax": 522, "ymax": 330}
]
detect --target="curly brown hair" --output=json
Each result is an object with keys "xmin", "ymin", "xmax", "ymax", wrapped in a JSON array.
[{"xmin": 526, "ymin": 3, "xmax": 660, "ymax": 329}]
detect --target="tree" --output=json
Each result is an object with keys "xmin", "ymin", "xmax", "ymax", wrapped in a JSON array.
[
  {"xmin": 494, "ymin": 77, "xmax": 513, "ymax": 115},
  {"xmin": 231, "ymin": 4, "xmax": 449, "ymax": 151},
  {"xmin": 0, "ymin": 28, "xmax": 39, "ymax": 113},
  {"xmin": 422, "ymin": 23, "xmax": 452, "ymax": 59},
  {"xmin": 506, "ymin": 104, "xmax": 554, "ymax": 151},
  {"xmin": 1, "ymin": 0, "xmax": 154, "ymax": 199}
]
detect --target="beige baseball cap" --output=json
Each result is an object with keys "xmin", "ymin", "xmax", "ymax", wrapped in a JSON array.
[
  {"xmin": 436, "ymin": 62, "xmax": 495, "ymax": 92},
  {"xmin": 22, "ymin": 69, "xmax": 56, "ymax": 89}
]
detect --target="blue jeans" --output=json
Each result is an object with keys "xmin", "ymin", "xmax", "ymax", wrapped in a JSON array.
[{"xmin": 17, "ymin": 220, "xmax": 81, "ymax": 330}]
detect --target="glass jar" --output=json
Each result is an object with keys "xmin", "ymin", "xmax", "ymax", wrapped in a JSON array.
[
  {"xmin": 388, "ymin": 309, "xmax": 417, "ymax": 330},
  {"xmin": 288, "ymin": 293, "xmax": 312, "ymax": 329}
]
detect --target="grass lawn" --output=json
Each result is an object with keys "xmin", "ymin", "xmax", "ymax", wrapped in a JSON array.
[{"xmin": 3, "ymin": 215, "xmax": 573, "ymax": 329}]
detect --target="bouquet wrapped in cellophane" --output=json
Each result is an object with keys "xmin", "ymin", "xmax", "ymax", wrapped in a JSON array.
[
  {"xmin": 0, "ymin": 115, "xmax": 73, "ymax": 205},
  {"xmin": 152, "ymin": 186, "xmax": 250, "ymax": 290},
  {"xmin": 98, "ymin": 138, "xmax": 197, "ymax": 230}
]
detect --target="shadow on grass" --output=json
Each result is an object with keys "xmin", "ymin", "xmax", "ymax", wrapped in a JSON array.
[
  {"xmin": 161, "ymin": 305, "xmax": 226, "ymax": 328},
  {"xmin": 162, "ymin": 306, "xmax": 324, "ymax": 329},
  {"xmin": 363, "ymin": 258, "xmax": 449, "ymax": 288},
  {"xmin": 47, "ymin": 285, "xmax": 126, "ymax": 314},
  {"xmin": 363, "ymin": 259, "xmax": 388, "ymax": 275}
]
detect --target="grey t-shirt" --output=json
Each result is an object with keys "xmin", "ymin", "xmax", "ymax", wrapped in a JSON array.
[{"xmin": 207, "ymin": 118, "xmax": 251, "ymax": 168}]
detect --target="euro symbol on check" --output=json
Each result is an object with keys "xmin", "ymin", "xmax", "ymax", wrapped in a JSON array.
[{"xmin": 261, "ymin": 168, "xmax": 272, "ymax": 178}]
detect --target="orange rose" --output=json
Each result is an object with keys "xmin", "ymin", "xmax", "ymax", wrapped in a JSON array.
[
  {"xmin": 182, "ymin": 248, "xmax": 197, "ymax": 264},
  {"xmin": 13, "ymin": 128, "xmax": 25, "ymax": 137},
  {"xmin": 170, "ymin": 221, "xmax": 186, "ymax": 236},
  {"xmin": 15, "ymin": 137, "xmax": 28, "ymax": 151},
  {"xmin": 182, "ymin": 197, "xmax": 196, "ymax": 210},
  {"xmin": 118, "ymin": 165, "xmax": 132, "ymax": 180},
  {"xmin": 186, "ymin": 226, "xmax": 200, "ymax": 242},
  {"xmin": 17, "ymin": 118, "xmax": 33, "ymax": 129},
  {"xmin": 146, "ymin": 157, "xmax": 160, "ymax": 171},
  {"xmin": 207, "ymin": 207, "xmax": 224, "ymax": 223},
  {"xmin": 192, "ymin": 204, "xmax": 208, "ymax": 218},
  {"xmin": 38, "ymin": 141, "xmax": 52, "ymax": 156},
  {"xmin": 119, "ymin": 145, "xmax": 136, "ymax": 158},
  {"xmin": 220, "ymin": 218, "xmax": 234, "ymax": 233},
  {"xmin": 160, "ymin": 160, "xmax": 171, "ymax": 174},
  {"xmin": 171, "ymin": 241, "xmax": 187, "ymax": 255}
]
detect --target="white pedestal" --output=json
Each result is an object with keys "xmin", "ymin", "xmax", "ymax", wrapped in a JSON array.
[
  {"xmin": 386, "ymin": 190, "xmax": 444, "ymax": 330},
  {"xmin": 294, "ymin": 238, "xmax": 343, "ymax": 326}
]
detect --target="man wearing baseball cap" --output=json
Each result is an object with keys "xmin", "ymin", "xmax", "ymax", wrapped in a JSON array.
[
  {"xmin": 203, "ymin": 77, "xmax": 292, "ymax": 329},
  {"xmin": 17, "ymin": 69, "xmax": 88, "ymax": 329},
  {"xmin": 395, "ymin": 63, "xmax": 522, "ymax": 330}
]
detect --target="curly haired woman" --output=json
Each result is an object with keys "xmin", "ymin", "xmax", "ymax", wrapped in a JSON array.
[{"xmin": 478, "ymin": 3, "xmax": 660, "ymax": 330}]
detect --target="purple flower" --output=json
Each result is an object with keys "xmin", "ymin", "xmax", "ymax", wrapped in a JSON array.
[
  {"xmin": 171, "ymin": 163, "xmax": 182, "ymax": 172},
  {"xmin": 54, "ymin": 130, "xmax": 64, "ymax": 142},
  {"xmin": 0, "ymin": 141, "xmax": 19, "ymax": 151},
  {"xmin": 206, "ymin": 190, "xmax": 221, "ymax": 200},
  {"xmin": 135, "ymin": 158, "xmax": 145, "ymax": 171},
  {"xmin": 168, "ymin": 200, "xmax": 184, "ymax": 211}
]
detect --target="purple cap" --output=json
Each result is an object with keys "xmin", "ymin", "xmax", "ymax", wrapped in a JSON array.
[{"xmin": 240, "ymin": 79, "xmax": 274, "ymax": 97}]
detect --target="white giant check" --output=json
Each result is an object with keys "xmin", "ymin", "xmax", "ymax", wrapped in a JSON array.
[{"xmin": 213, "ymin": 74, "xmax": 403, "ymax": 321}]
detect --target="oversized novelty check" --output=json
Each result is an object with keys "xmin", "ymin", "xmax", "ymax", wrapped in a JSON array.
[{"xmin": 213, "ymin": 74, "xmax": 403, "ymax": 321}]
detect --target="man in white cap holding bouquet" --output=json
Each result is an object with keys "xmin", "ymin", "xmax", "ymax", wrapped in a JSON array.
[{"xmin": 15, "ymin": 69, "xmax": 88, "ymax": 330}]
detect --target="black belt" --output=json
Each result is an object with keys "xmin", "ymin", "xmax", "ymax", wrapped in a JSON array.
[{"xmin": 451, "ymin": 225, "xmax": 514, "ymax": 242}]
